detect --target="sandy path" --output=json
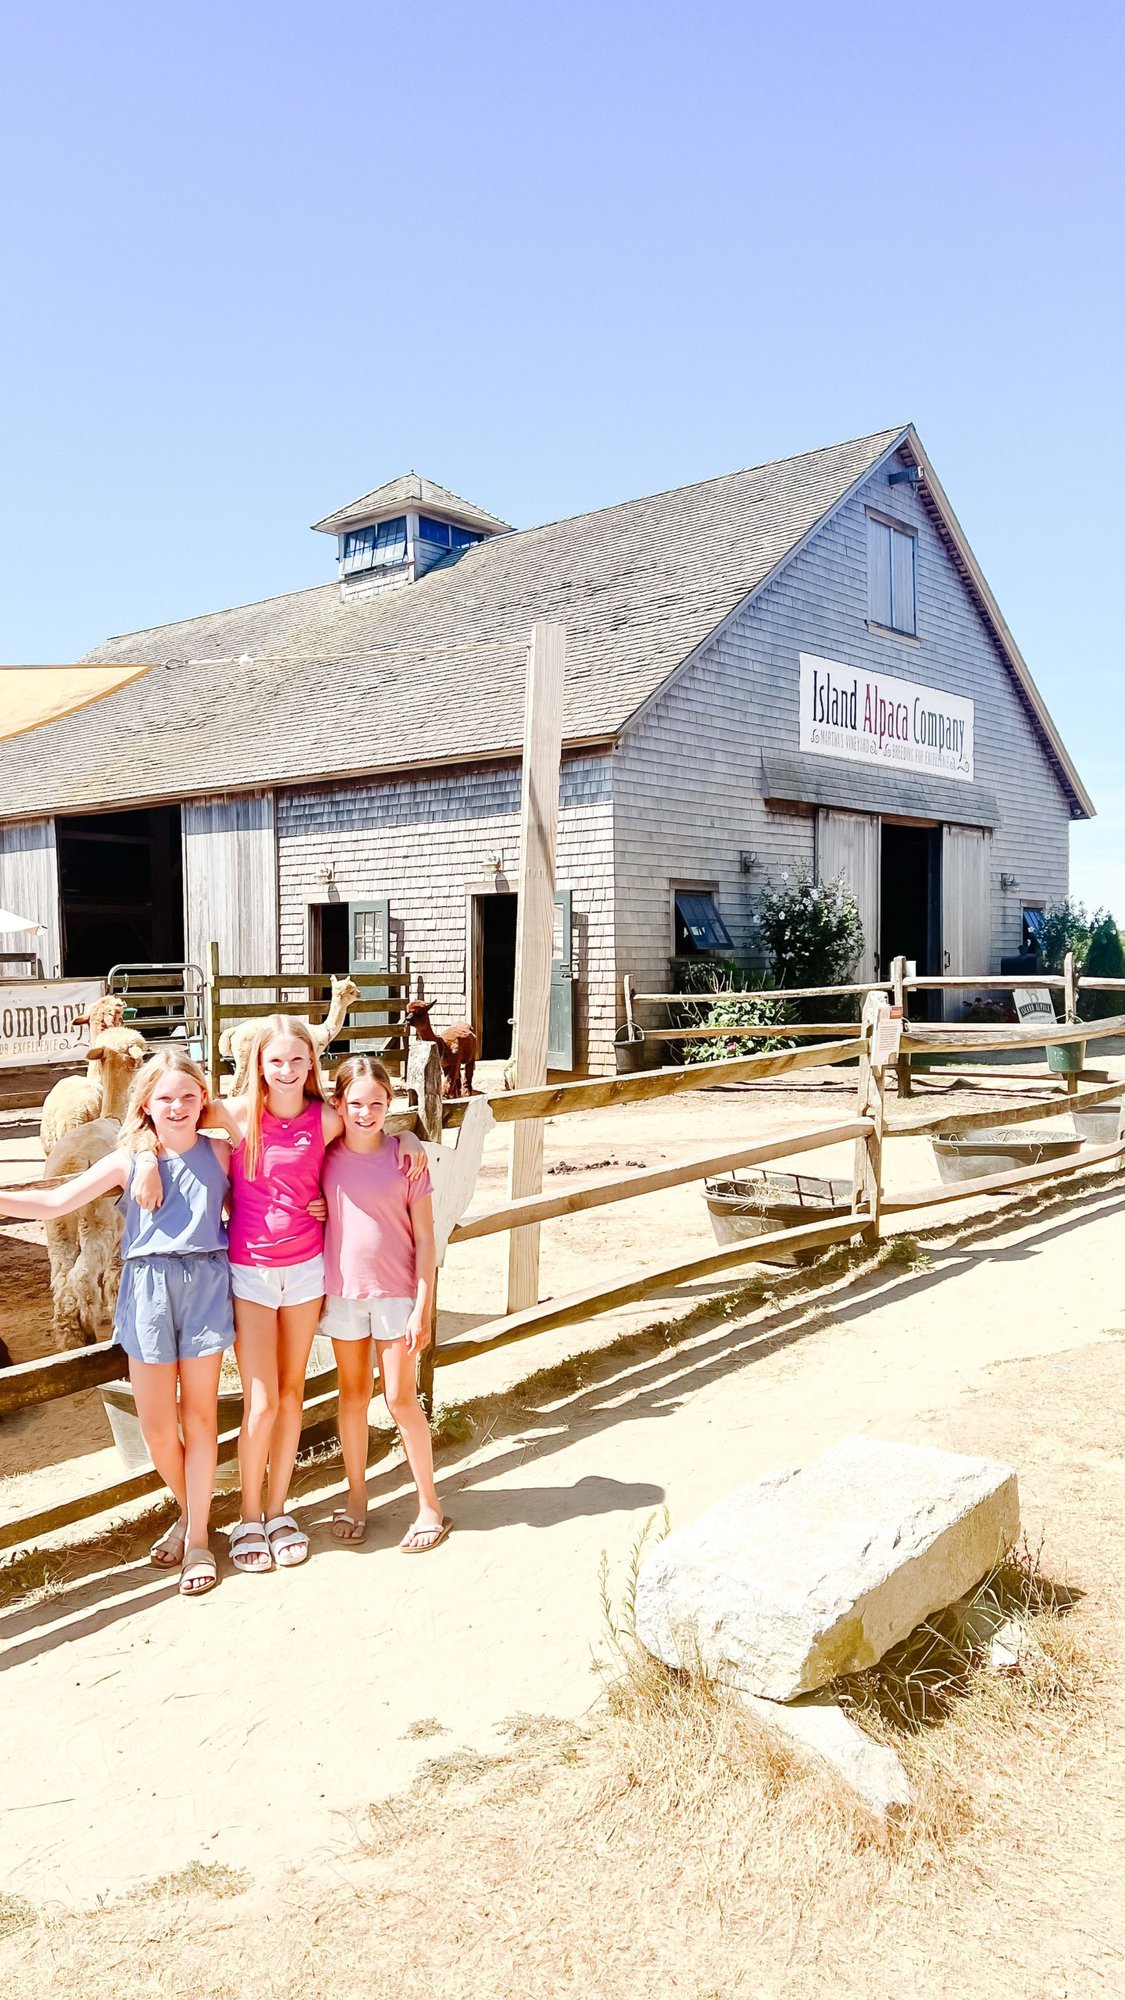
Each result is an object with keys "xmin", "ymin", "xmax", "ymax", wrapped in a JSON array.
[{"xmin": 4, "ymin": 1160, "xmax": 1124, "ymax": 1906}]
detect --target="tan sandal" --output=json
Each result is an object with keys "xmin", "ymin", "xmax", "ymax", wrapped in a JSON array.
[
  {"xmin": 179, "ymin": 1548, "xmax": 218, "ymax": 1597},
  {"xmin": 331, "ymin": 1509, "xmax": 368, "ymax": 1544},
  {"xmin": 399, "ymin": 1517, "xmax": 452, "ymax": 1555},
  {"xmin": 150, "ymin": 1520, "xmax": 186, "ymax": 1568}
]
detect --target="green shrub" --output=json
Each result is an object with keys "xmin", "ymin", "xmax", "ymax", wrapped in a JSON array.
[
  {"xmin": 1038, "ymin": 897, "xmax": 1092, "ymax": 974},
  {"xmin": 1079, "ymin": 911, "xmax": 1125, "ymax": 1020},
  {"xmin": 672, "ymin": 965, "xmax": 797, "ymax": 1062}
]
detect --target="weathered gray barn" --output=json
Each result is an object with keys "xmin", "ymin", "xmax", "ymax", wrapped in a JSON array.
[{"xmin": 0, "ymin": 429, "xmax": 1092, "ymax": 1070}]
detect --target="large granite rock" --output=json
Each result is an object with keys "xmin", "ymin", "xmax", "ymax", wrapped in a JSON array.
[{"xmin": 633, "ymin": 1435, "xmax": 1018, "ymax": 1700}]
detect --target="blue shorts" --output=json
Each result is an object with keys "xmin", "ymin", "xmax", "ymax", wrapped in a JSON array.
[{"xmin": 114, "ymin": 1252, "xmax": 235, "ymax": 1366}]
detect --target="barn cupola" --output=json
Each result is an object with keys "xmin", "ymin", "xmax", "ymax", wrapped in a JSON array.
[{"xmin": 311, "ymin": 474, "xmax": 510, "ymax": 601}]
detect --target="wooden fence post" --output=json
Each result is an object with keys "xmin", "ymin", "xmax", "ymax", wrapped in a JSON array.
[
  {"xmin": 506, "ymin": 621, "xmax": 566, "ymax": 1313},
  {"xmin": 1063, "ymin": 949, "xmax": 1080, "ymax": 1097},
  {"xmin": 206, "ymin": 940, "xmax": 222, "ymax": 1099},
  {"xmin": 891, "ymin": 954, "xmax": 911, "ymax": 1099},
  {"xmin": 851, "ymin": 991, "xmax": 887, "ymax": 1241},
  {"xmin": 406, "ymin": 1038, "xmax": 444, "ymax": 1419}
]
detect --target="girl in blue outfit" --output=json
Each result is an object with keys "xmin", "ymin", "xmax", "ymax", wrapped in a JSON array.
[{"xmin": 0, "ymin": 1049, "xmax": 233, "ymax": 1597}]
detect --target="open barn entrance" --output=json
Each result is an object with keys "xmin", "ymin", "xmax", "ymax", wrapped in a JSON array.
[
  {"xmin": 471, "ymin": 892, "xmax": 518, "ymax": 1059},
  {"xmin": 880, "ymin": 819, "xmax": 941, "ymax": 1016},
  {"xmin": 58, "ymin": 807, "xmax": 184, "ymax": 977}
]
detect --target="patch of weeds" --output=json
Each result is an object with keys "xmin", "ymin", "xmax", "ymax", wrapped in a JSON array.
[
  {"xmin": 495, "ymin": 1711, "xmax": 565, "ymax": 1744},
  {"xmin": 414, "ymin": 1749, "xmax": 508, "ymax": 1792},
  {"xmin": 133, "ymin": 1861, "xmax": 249, "ymax": 1901},
  {"xmin": 428, "ymin": 1402, "xmax": 474, "ymax": 1449},
  {"xmin": 877, "ymin": 1234, "xmax": 933, "ymax": 1273},
  {"xmin": 402, "ymin": 1716, "xmax": 448, "ymax": 1741},
  {"xmin": 0, "ymin": 1893, "xmax": 37, "ymax": 1940}
]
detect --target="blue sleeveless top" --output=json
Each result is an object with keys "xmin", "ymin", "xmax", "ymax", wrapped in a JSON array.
[{"xmin": 119, "ymin": 1137, "xmax": 229, "ymax": 1261}]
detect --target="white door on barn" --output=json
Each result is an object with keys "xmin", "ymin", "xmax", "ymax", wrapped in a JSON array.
[
  {"xmin": 941, "ymin": 825, "xmax": 992, "ymax": 1013},
  {"xmin": 815, "ymin": 809, "xmax": 881, "ymax": 982}
]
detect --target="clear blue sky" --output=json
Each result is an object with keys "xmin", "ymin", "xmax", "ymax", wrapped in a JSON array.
[{"xmin": 1, "ymin": 2, "xmax": 1121, "ymax": 903}]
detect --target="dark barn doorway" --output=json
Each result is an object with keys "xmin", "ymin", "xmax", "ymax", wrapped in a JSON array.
[
  {"xmin": 58, "ymin": 806, "xmax": 184, "ymax": 977},
  {"xmin": 474, "ymin": 893, "xmax": 517, "ymax": 1059},
  {"xmin": 880, "ymin": 821, "xmax": 941, "ymax": 1016},
  {"xmin": 309, "ymin": 899, "xmax": 350, "ymax": 976}
]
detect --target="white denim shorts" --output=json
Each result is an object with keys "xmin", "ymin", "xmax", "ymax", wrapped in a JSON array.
[
  {"xmin": 320, "ymin": 1295, "xmax": 413, "ymax": 1343},
  {"xmin": 230, "ymin": 1254, "xmax": 326, "ymax": 1308}
]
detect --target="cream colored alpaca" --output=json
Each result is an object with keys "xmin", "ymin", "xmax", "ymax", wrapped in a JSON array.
[
  {"xmin": 220, "ymin": 974, "xmax": 361, "ymax": 1091},
  {"xmin": 39, "ymin": 1026, "xmax": 147, "ymax": 1156},
  {"xmin": 42, "ymin": 1118, "xmax": 124, "ymax": 1348},
  {"xmin": 73, "ymin": 992, "xmax": 127, "ymax": 1050}
]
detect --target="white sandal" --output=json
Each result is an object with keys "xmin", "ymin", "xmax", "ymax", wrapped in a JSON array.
[
  {"xmin": 264, "ymin": 1513, "xmax": 309, "ymax": 1568},
  {"xmin": 229, "ymin": 1520, "xmax": 272, "ymax": 1573}
]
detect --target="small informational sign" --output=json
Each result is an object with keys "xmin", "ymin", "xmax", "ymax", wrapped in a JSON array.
[
  {"xmin": 0, "ymin": 981, "xmax": 102, "ymax": 1069},
  {"xmin": 1012, "ymin": 987, "xmax": 1057, "ymax": 1027},
  {"xmin": 871, "ymin": 1007, "xmax": 904, "ymax": 1070},
  {"xmin": 799, "ymin": 653, "xmax": 974, "ymax": 782}
]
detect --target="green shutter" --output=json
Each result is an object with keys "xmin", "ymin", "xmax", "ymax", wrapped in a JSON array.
[{"xmin": 547, "ymin": 889, "xmax": 575, "ymax": 1070}]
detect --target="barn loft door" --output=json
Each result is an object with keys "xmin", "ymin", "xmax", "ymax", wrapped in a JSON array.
[
  {"xmin": 547, "ymin": 889, "xmax": 575, "ymax": 1070},
  {"xmin": 348, "ymin": 899, "xmax": 391, "ymax": 1049},
  {"xmin": 815, "ymin": 809, "xmax": 881, "ymax": 982},
  {"xmin": 941, "ymin": 826, "xmax": 992, "ymax": 1014}
]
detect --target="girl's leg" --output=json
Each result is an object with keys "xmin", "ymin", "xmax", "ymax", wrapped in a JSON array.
[
  {"xmin": 233, "ymin": 1299, "xmax": 280, "ymax": 1556},
  {"xmin": 377, "ymin": 1340, "xmax": 444, "ymax": 1537},
  {"xmin": 263, "ymin": 1297, "xmax": 322, "ymax": 1526},
  {"xmin": 177, "ymin": 1352, "xmax": 223, "ymax": 1560},
  {"xmin": 332, "ymin": 1336, "xmax": 375, "ymax": 1536},
  {"xmin": 128, "ymin": 1359, "xmax": 187, "ymax": 1523}
]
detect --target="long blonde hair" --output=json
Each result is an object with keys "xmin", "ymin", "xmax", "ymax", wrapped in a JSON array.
[
  {"xmin": 241, "ymin": 1014, "xmax": 327, "ymax": 1179},
  {"xmin": 119, "ymin": 1048, "xmax": 211, "ymax": 1153}
]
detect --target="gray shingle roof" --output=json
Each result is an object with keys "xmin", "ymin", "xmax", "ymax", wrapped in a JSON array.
[
  {"xmin": 311, "ymin": 473, "xmax": 511, "ymax": 537},
  {"xmin": 0, "ymin": 428, "xmax": 912, "ymax": 818}
]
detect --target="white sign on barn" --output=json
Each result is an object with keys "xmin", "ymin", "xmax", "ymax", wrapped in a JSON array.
[
  {"xmin": 799, "ymin": 654, "xmax": 974, "ymax": 783},
  {"xmin": 0, "ymin": 981, "xmax": 102, "ymax": 1069}
]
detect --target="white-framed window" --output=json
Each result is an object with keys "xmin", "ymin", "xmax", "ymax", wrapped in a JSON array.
[{"xmin": 867, "ymin": 511, "xmax": 917, "ymax": 636}]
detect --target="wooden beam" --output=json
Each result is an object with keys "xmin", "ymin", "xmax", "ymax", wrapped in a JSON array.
[
  {"xmin": 506, "ymin": 622, "xmax": 566, "ymax": 1312},
  {"xmin": 898, "ymin": 1077, "xmax": 1123, "ymax": 1138},
  {"xmin": 0, "ymin": 1338, "xmax": 127, "ymax": 1417},
  {"xmin": 631, "ymin": 982, "xmax": 890, "ymax": 1004},
  {"xmin": 654, "ymin": 1023, "xmax": 862, "ymax": 1040},
  {"xmin": 902, "ymin": 1014, "xmax": 1125, "ymax": 1056},
  {"xmin": 450, "ymin": 1119, "xmax": 872, "ymax": 1242},
  {"xmin": 880, "ymin": 1137, "xmax": 1125, "ymax": 1214},
  {"xmin": 471, "ymin": 1036, "xmax": 861, "ymax": 1128},
  {"xmin": 438, "ymin": 1211, "xmax": 863, "ymax": 1365}
]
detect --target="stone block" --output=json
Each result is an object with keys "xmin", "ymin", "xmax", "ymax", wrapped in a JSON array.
[
  {"xmin": 740, "ymin": 1694, "xmax": 912, "ymax": 1820},
  {"xmin": 633, "ymin": 1435, "xmax": 1019, "ymax": 1700}
]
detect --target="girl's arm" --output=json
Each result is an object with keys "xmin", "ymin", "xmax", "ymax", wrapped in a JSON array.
[
  {"xmin": 0, "ymin": 1151, "xmax": 129, "ymax": 1222},
  {"xmin": 405, "ymin": 1193, "xmax": 437, "ymax": 1353},
  {"xmin": 202, "ymin": 1097, "xmax": 246, "ymax": 1145},
  {"xmin": 397, "ymin": 1130, "xmax": 429, "ymax": 1181}
]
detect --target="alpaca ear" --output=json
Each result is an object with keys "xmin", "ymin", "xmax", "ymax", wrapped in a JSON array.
[
  {"xmin": 87, "ymin": 1045, "xmax": 106, "ymax": 1063},
  {"xmin": 130, "ymin": 1046, "xmax": 146, "ymax": 1065}
]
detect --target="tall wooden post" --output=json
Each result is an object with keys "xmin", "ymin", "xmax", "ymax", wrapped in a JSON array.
[
  {"xmin": 506, "ymin": 622, "xmax": 566, "ymax": 1312},
  {"xmin": 206, "ymin": 940, "xmax": 222, "ymax": 1100},
  {"xmin": 1063, "ymin": 949, "xmax": 1080, "ymax": 1096},
  {"xmin": 852, "ymin": 990, "xmax": 888, "ymax": 1242},
  {"xmin": 891, "ymin": 954, "xmax": 911, "ymax": 1099},
  {"xmin": 406, "ymin": 1037, "xmax": 445, "ymax": 1416}
]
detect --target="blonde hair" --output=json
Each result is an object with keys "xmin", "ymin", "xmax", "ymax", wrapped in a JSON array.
[
  {"xmin": 119, "ymin": 1048, "xmax": 211, "ymax": 1153},
  {"xmin": 241, "ymin": 1014, "xmax": 327, "ymax": 1179},
  {"xmin": 331, "ymin": 1054, "xmax": 394, "ymax": 1105}
]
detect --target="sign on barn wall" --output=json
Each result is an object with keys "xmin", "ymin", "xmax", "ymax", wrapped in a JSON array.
[
  {"xmin": 0, "ymin": 981, "xmax": 102, "ymax": 1068},
  {"xmin": 799, "ymin": 654, "xmax": 974, "ymax": 783}
]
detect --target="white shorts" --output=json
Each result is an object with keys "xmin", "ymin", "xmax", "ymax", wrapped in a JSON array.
[
  {"xmin": 320, "ymin": 1295, "xmax": 414, "ymax": 1343},
  {"xmin": 230, "ymin": 1255, "xmax": 326, "ymax": 1308}
]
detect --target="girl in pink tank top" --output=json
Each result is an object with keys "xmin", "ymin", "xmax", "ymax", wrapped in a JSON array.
[{"xmin": 133, "ymin": 1013, "xmax": 427, "ymax": 1576}]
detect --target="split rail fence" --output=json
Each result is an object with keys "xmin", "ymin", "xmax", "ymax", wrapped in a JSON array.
[
  {"xmin": 4, "ymin": 985, "xmax": 1125, "ymax": 1556},
  {"xmin": 203, "ymin": 942, "xmax": 412, "ymax": 1097}
]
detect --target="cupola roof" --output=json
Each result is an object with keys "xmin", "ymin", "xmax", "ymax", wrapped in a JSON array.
[{"xmin": 311, "ymin": 474, "xmax": 510, "ymax": 538}]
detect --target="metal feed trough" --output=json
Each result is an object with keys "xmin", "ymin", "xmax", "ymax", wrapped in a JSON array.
[
  {"xmin": 930, "ymin": 1125, "xmax": 1083, "ymax": 1184},
  {"xmin": 704, "ymin": 1169, "xmax": 854, "ymax": 1265}
]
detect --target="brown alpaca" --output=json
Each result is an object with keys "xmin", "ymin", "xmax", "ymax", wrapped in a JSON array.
[{"xmin": 405, "ymin": 1001, "xmax": 478, "ymax": 1099}]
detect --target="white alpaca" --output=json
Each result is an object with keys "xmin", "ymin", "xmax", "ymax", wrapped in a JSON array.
[
  {"xmin": 219, "ymin": 974, "xmax": 361, "ymax": 1091},
  {"xmin": 39, "ymin": 1025, "xmax": 147, "ymax": 1156},
  {"xmin": 42, "ymin": 1119, "xmax": 124, "ymax": 1348}
]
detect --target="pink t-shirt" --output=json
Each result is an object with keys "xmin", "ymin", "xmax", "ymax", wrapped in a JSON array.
[
  {"xmin": 228, "ymin": 1099, "xmax": 327, "ymax": 1267},
  {"xmin": 322, "ymin": 1136, "xmax": 432, "ymax": 1301}
]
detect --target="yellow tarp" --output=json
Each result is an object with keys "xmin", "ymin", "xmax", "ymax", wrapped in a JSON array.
[{"xmin": 0, "ymin": 665, "xmax": 152, "ymax": 742}]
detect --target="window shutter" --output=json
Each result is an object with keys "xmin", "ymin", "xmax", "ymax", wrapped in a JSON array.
[
  {"xmin": 867, "ymin": 516, "xmax": 892, "ymax": 627},
  {"xmin": 891, "ymin": 527, "xmax": 916, "ymax": 634}
]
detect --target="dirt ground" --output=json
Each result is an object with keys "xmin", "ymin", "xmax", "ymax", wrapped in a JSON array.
[{"xmin": 1, "ymin": 1063, "xmax": 1123, "ymax": 1997}]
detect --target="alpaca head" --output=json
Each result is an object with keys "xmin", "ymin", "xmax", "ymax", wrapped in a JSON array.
[
  {"xmin": 331, "ymin": 975, "xmax": 362, "ymax": 1010},
  {"xmin": 86, "ymin": 1026, "xmax": 148, "ymax": 1070}
]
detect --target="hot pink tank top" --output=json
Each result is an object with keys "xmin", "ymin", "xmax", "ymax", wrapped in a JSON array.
[{"xmin": 228, "ymin": 1099, "xmax": 327, "ymax": 1267}]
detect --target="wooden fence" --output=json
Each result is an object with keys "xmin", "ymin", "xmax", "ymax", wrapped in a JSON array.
[
  {"xmin": 3, "ymin": 999, "xmax": 1124, "ymax": 1555},
  {"xmin": 204, "ymin": 944, "xmax": 412, "ymax": 1097}
]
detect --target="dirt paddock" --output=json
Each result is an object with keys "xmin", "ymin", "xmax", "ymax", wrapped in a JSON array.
[{"xmin": 2, "ymin": 1063, "xmax": 1124, "ymax": 1996}]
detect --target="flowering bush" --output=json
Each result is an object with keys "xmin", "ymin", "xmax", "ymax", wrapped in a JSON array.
[
  {"xmin": 673, "ymin": 965, "xmax": 797, "ymax": 1063},
  {"xmin": 755, "ymin": 868, "xmax": 865, "ymax": 1000}
]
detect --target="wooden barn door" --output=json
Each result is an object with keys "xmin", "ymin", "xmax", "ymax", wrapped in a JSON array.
[
  {"xmin": 941, "ymin": 826, "xmax": 992, "ymax": 1013},
  {"xmin": 182, "ymin": 792, "xmax": 278, "ymax": 984},
  {"xmin": 815, "ymin": 809, "xmax": 881, "ymax": 982}
]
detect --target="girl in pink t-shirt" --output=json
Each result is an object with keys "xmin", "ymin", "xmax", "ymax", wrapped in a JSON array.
[{"xmin": 321, "ymin": 1055, "xmax": 447, "ymax": 1552}]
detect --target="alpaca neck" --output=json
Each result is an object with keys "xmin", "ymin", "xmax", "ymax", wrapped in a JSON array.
[
  {"xmin": 412, "ymin": 1018, "xmax": 437, "ymax": 1043},
  {"xmin": 323, "ymin": 987, "xmax": 350, "ymax": 1039},
  {"xmin": 99, "ymin": 1061, "xmax": 135, "ymax": 1125}
]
